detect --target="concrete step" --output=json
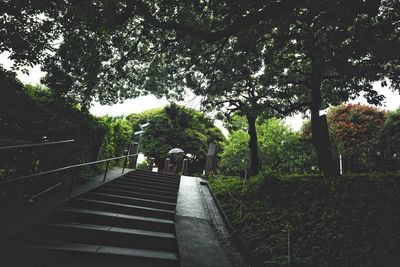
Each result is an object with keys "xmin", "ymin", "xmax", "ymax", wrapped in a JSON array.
[
  {"xmin": 46, "ymin": 207, "xmax": 175, "ymax": 233},
  {"xmin": 121, "ymin": 177, "xmax": 180, "ymax": 190},
  {"xmin": 134, "ymin": 170, "xmax": 180, "ymax": 180},
  {"xmin": 131, "ymin": 172, "xmax": 181, "ymax": 183},
  {"xmin": 0, "ymin": 169, "xmax": 182, "ymax": 267},
  {"xmin": 128, "ymin": 170, "xmax": 180, "ymax": 181},
  {"xmin": 114, "ymin": 179, "xmax": 179, "ymax": 191},
  {"xmin": 15, "ymin": 221, "xmax": 177, "ymax": 252},
  {"xmin": 1, "ymin": 241, "xmax": 179, "ymax": 267},
  {"xmin": 83, "ymin": 192, "xmax": 176, "ymax": 211},
  {"xmin": 95, "ymin": 187, "xmax": 177, "ymax": 203},
  {"xmin": 124, "ymin": 174, "xmax": 180, "ymax": 186},
  {"xmin": 70, "ymin": 198, "xmax": 175, "ymax": 220},
  {"xmin": 104, "ymin": 183, "xmax": 178, "ymax": 198}
]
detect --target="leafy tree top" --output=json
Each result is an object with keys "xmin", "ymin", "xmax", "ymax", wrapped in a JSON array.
[
  {"xmin": 328, "ymin": 103, "xmax": 385, "ymax": 155},
  {"xmin": 382, "ymin": 108, "xmax": 400, "ymax": 158},
  {"xmin": 3, "ymin": 1, "xmax": 398, "ymax": 110},
  {"xmin": 127, "ymin": 103, "xmax": 225, "ymax": 174},
  {"xmin": 221, "ymin": 117, "xmax": 315, "ymax": 175}
]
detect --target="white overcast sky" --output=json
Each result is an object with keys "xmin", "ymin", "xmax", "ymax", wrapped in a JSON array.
[{"xmin": 1, "ymin": 51, "xmax": 399, "ymax": 134}]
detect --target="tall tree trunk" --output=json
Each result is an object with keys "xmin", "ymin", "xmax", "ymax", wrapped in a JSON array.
[
  {"xmin": 310, "ymin": 49, "xmax": 337, "ymax": 177},
  {"xmin": 246, "ymin": 114, "xmax": 260, "ymax": 176}
]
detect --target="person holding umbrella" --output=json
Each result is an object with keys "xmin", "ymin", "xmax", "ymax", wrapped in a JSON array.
[{"xmin": 168, "ymin": 148, "xmax": 184, "ymax": 174}]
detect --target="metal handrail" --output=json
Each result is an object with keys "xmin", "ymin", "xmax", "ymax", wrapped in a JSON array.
[
  {"xmin": 29, "ymin": 182, "xmax": 63, "ymax": 202},
  {"xmin": 0, "ymin": 154, "xmax": 138, "ymax": 186},
  {"xmin": 0, "ymin": 139, "xmax": 75, "ymax": 151}
]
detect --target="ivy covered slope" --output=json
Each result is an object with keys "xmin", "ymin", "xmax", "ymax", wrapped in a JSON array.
[{"xmin": 210, "ymin": 172, "xmax": 400, "ymax": 266}]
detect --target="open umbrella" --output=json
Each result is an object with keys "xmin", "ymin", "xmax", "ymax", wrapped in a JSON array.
[{"xmin": 168, "ymin": 148, "xmax": 184, "ymax": 154}]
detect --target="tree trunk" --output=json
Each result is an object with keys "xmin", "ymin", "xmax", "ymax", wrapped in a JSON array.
[
  {"xmin": 310, "ymin": 49, "xmax": 338, "ymax": 177},
  {"xmin": 246, "ymin": 114, "xmax": 260, "ymax": 176}
]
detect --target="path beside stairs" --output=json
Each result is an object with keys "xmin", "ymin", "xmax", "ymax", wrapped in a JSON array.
[{"xmin": 175, "ymin": 175, "xmax": 233, "ymax": 267}]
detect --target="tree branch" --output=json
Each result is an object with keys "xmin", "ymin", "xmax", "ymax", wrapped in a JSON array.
[
  {"xmin": 133, "ymin": 0, "xmax": 306, "ymax": 42},
  {"xmin": 267, "ymin": 101, "xmax": 310, "ymax": 116}
]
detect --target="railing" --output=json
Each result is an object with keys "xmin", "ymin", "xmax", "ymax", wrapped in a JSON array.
[
  {"xmin": 0, "ymin": 153, "xmax": 138, "ymax": 204},
  {"xmin": 0, "ymin": 155, "xmax": 132, "ymax": 186},
  {"xmin": 0, "ymin": 139, "xmax": 75, "ymax": 151},
  {"xmin": 0, "ymin": 139, "xmax": 76, "ymax": 180}
]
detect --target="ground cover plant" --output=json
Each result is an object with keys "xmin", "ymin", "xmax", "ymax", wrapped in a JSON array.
[{"xmin": 210, "ymin": 171, "xmax": 400, "ymax": 266}]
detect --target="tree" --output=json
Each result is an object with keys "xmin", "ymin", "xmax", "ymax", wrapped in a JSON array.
[
  {"xmin": 180, "ymin": 26, "xmax": 308, "ymax": 176},
  {"xmin": 126, "ymin": 108, "xmax": 163, "ymax": 132},
  {"xmin": 177, "ymin": 0, "xmax": 395, "ymax": 175},
  {"xmin": 328, "ymin": 104, "xmax": 384, "ymax": 156},
  {"xmin": 257, "ymin": 118, "xmax": 316, "ymax": 174},
  {"xmin": 327, "ymin": 104, "xmax": 385, "ymax": 172},
  {"xmin": 302, "ymin": 103, "xmax": 400, "ymax": 172},
  {"xmin": 267, "ymin": 0, "xmax": 400, "ymax": 176},
  {"xmin": 2, "ymin": 0, "xmax": 399, "ymax": 175},
  {"xmin": 220, "ymin": 130, "xmax": 249, "ymax": 176},
  {"xmin": 127, "ymin": 104, "xmax": 225, "ymax": 175},
  {"xmin": 223, "ymin": 114, "xmax": 248, "ymax": 134},
  {"xmin": 221, "ymin": 118, "xmax": 316, "ymax": 175},
  {"xmin": 382, "ymin": 108, "xmax": 400, "ymax": 170},
  {"xmin": 0, "ymin": 1, "xmax": 62, "ymax": 70},
  {"xmin": 98, "ymin": 116, "xmax": 133, "ymax": 159}
]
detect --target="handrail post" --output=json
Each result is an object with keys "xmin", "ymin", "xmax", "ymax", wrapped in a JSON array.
[
  {"xmin": 164, "ymin": 158, "xmax": 170, "ymax": 173},
  {"xmin": 68, "ymin": 171, "xmax": 76, "ymax": 197},
  {"xmin": 181, "ymin": 159, "xmax": 188, "ymax": 175},
  {"xmin": 122, "ymin": 146, "xmax": 129, "ymax": 174},
  {"xmin": 122, "ymin": 151, "xmax": 129, "ymax": 174},
  {"xmin": 103, "ymin": 161, "xmax": 110, "ymax": 182},
  {"xmin": 287, "ymin": 228, "xmax": 291, "ymax": 267},
  {"xmin": 148, "ymin": 157, "xmax": 154, "ymax": 171}
]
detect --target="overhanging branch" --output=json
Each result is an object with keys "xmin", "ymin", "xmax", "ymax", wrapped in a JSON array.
[{"xmin": 133, "ymin": 0, "xmax": 306, "ymax": 42}]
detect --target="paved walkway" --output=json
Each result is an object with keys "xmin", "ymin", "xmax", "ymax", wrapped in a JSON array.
[{"xmin": 175, "ymin": 175, "xmax": 234, "ymax": 267}]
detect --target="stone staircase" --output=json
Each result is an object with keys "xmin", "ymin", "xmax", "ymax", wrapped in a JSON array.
[{"xmin": 0, "ymin": 170, "xmax": 181, "ymax": 267}]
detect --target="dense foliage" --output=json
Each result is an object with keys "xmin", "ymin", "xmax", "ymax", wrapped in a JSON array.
[
  {"xmin": 210, "ymin": 172, "xmax": 400, "ymax": 266},
  {"xmin": 221, "ymin": 118, "xmax": 315, "ymax": 176},
  {"xmin": 127, "ymin": 103, "xmax": 225, "ymax": 175},
  {"xmin": 383, "ymin": 108, "xmax": 400, "ymax": 168},
  {"xmin": 2, "ymin": 0, "xmax": 398, "ymax": 175},
  {"xmin": 0, "ymin": 71, "xmax": 132, "ymax": 179},
  {"xmin": 301, "ymin": 103, "xmax": 400, "ymax": 172},
  {"xmin": 220, "ymin": 130, "xmax": 249, "ymax": 176},
  {"xmin": 327, "ymin": 104, "xmax": 385, "ymax": 172},
  {"xmin": 98, "ymin": 116, "xmax": 133, "ymax": 160},
  {"xmin": 328, "ymin": 104, "xmax": 385, "ymax": 156}
]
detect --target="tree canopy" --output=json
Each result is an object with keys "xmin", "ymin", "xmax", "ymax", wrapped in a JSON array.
[
  {"xmin": 383, "ymin": 108, "xmax": 400, "ymax": 168},
  {"xmin": 327, "ymin": 104, "xmax": 385, "ymax": 157},
  {"xmin": 221, "ymin": 118, "xmax": 315, "ymax": 175},
  {"xmin": 2, "ymin": 0, "xmax": 399, "ymax": 175},
  {"xmin": 301, "ymin": 103, "xmax": 400, "ymax": 172},
  {"xmin": 127, "ymin": 104, "xmax": 225, "ymax": 175},
  {"xmin": 3, "ymin": 1, "xmax": 397, "ymax": 105}
]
